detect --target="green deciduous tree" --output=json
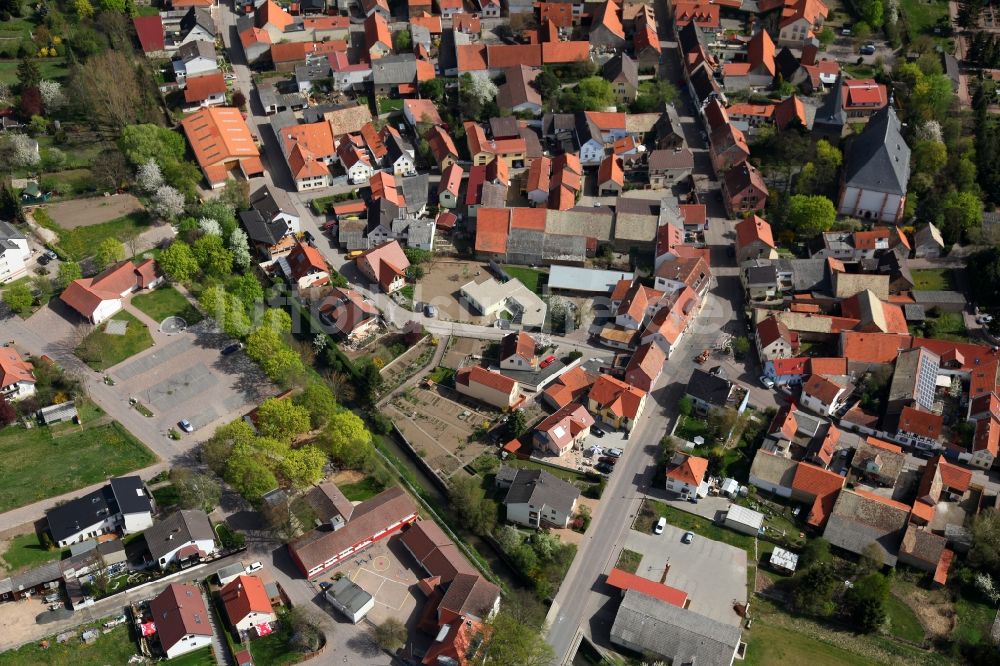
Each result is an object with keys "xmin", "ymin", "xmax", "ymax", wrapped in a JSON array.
[
  {"xmin": 57, "ymin": 261, "xmax": 81, "ymax": 288},
  {"xmin": 970, "ymin": 508, "xmax": 1000, "ymax": 576},
  {"xmin": 202, "ymin": 419, "xmax": 257, "ymax": 474},
  {"xmin": 785, "ymin": 194, "xmax": 836, "ymax": 236},
  {"xmin": 192, "ymin": 234, "xmax": 233, "ymax": 278},
  {"xmin": 119, "ymin": 124, "xmax": 186, "ymax": 169},
  {"xmin": 256, "ymin": 397, "xmax": 312, "ymax": 443},
  {"xmin": 479, "ymin": 609, "xmax": 555, "ymax": 666},
  {"xmin": 394, "ymin": 29, "xmax": 411, "ymax": 52},
  {"xmin": 294, "ymin": 382, "xmax": 338, "ymax": 429},
  {"xmin": 843, "ymin": 571, "xmax": 890, "ymax": 632},
  {"xmin": 450, "ymin": 474, "xmax": 497, "ymax": 536},
  {"xmin": 246, "ymin": 326, "xmax": 304, "ymax": 384},
  {"xmin": 320, "ymin": 410, "xmax": 373, "ymax": 467},
  {"xmin": 372, "ymin": 618, "xmax": 408, "ymax": 652},
  {"xmin": 939, "ymin": 190, "xmax": 982, "ymax": 242},
  {"xmin": 419, "ymin": 79, "xmax": 444, "ymax": 102},
  {"xmin": 159, "ymin": 241, "xmax": 199, "ymax": 283},
  {"xmin": 857, "ymin": 0, "xmax": 883, "ymax": 27},
  {"xmin": 559, "ymin": 76, "xmax": 614, "ymax": 112},
  {"xmin": 170, "ymin": 468, "xmax": 222, "ymax": 513},
  {"xmin": 94, "ymin": 238, "xmax": 125, "ymax": 270},
  {"xmin": 280, "ymin": 445, "xmax": 327, "ymax": 489},
  {"xmin": 3, "ymin": 282, "xmax": 33, "ymax": 315},
  {"xmin": 226, "ymin": 447, "xmax": 279, "ymax": 503}
]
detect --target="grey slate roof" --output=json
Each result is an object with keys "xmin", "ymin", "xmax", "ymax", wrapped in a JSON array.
[
  {"xmin": 689, "ymin": 66, "xmax": 719, "ymax": 105},
  {"xmin": 822, "ymin": 489, "xmax": 909, "ymax": 566},
  {"xmin": 47, "ymin": 486, "xmax": 115, "ymax": 543},
  {"xmin": 788, "ymin": 257, "xmax": 830, "ymax": 293},
  {"xmin": 0, "ymin": 220, "xmax": 24, "ymax": 242},
  {"xmin": 685, "ymin": 368, "xmax": 732, "ymax": 408},
  {"xmin": 813, "ymin": 74, "xmax": 847, "ymax": 130},
  {"xmin": 500, "ymin": 467, "xmax": 580, "ymax": 517},
  {"xmin": 407, "ymin": 218, "xmax": 435, "ymax": 248},
  {"xmin": 339, "ymin": 219, "xmax": 366, "ymax": 250},
  {"xmin": 610, "ymin": 589, "xmax": 742, "ymax": 666},
  {"xmin": 603, "ymin": 53, "xmax": 638, "ymax": 90},
  {"xmin": 745, "ymin": 263, "xmax": 778, "ymax": 287},
  {"xmin": 180, "ymin": 8, "xmax": 215, "ymax": 38},
  {"xmin": 843, "ymin": 106, "xmax": 910, "ymax": 196},
  {"xmin": 677, "ymin": 21, "xmax": 707, "ymax": 56},
  {"xmin": 178, "ymin": 39, "xmax": 216, "ymax": 63},
  {"xmin": 398, "ymin": 174, "xmax": 428, "ymax": 213},
  {"xmin": 372, "ymin": 54, "xmax": 416, "ymax": 85},
  {"xmin": 326, "ymin": 576, "xmax": 373, "ymax": 615},
  {"xmin": 145, "ymin": 510, "xmax": 215, "ymax": 562}
]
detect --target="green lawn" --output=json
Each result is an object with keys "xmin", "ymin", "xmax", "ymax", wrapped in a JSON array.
[
  {"xmin": 912, "ymin": 269, "xmax": 955, "ymax": 291},
  {"xmin": 131, "ymin": 286, "xmax": 204, "ymax": 325},
  {"xmin": 166, "ymin": 646, "xmax": 215, "ymax": 665},
  {"xmin": 899, "ymin": 0, "xmax": 949, "ymax": 40},
  {"xmin": 885, "ymin": 593, "xmax": 925, "ymax": 643},
  {"xmin": 152, "ymin": 484, "xmax": 180, "ymax": 510},
  {"xmin": 675, "ymin": 414, "xmax": 708, "ymax": 442},
  {"xmin": 743, "ymin": 620, "xmax": 874, "ymax": 666},
  {"xmin": 0, "ymin": 621, "xmax": 136, "ymax": 666},
  {"xmin": 0, "ymin": 57, "xmax": 69, "ymax": 85},
  {"xmin": 503, "ymin": 458, "xmax": 588, "ymax": 483},
  {"xmin": 953, "ymin": 588, "xmax": 996, "ymax": 648},
  {"xmin": 248, "ymin": 618, "xmax": 298, "ymax": 666},
  {"xmin": 0, "ymin": 418, "xmax": 155, "ymax": 514},
  {"xmin": 614, "ymin": 548, "xmax": 643, "ymax": 575},
  {"xmin": 55, "ymin": 212, "xmax": 152, "ymax": 262},
  {"xmin": 634, "ymin": 499, "xmax": 755, "ymax": 553},
  {"xmin": 378, "ymin": 97, "xmax": 404, "ymax": 113},
  {"xmin": 1, "ymin": 532, "xmax": 66, "ymax": 573},
  {"xmin": 76, "ymin": 311, "xmax": 154, "ymax": 371},
  {"xmin": 339, "ymin": 477, "xmax": 385, "ymax": 502},
  {"xmin": 502, "ymin": 266, "xmax": 546, "ymax": 294}
]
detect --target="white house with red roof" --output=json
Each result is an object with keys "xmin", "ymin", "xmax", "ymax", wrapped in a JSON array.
[
  {"xmin": 455, "ymin": 366, "xmax": 521, "ymax": 409},
  {"xmin": 534, "ymin": 403, "xmax": 595, "ymax": 455},
  {"xmin": 221, "ymin": 575, "xmax": 277, "ymax": 634},
  {"xmin": 499, "ymin": 331, "xmax": 536, "ymax": 371},
  {"xmin": 149, "ymin": 583, "xmax": 214, "ymax": 659},
  {"xmin": 800, "ymin": 374, "xmax": 849, "ymax": 417},
  {"xmin": 735, "ymin": 215, "xmax": 777, "ymax": 264},
  {"xmin": 281, "ymin": 242, "xmax": 330, "ymax": 290},
  {"xmin": 587, "ymin": 374, "xmax": 647, "ymax": 432},
  {"xmin": 0, "ymin": 347, "xmax": 35, "ymax": 401},
  {"xmin": 354, "ymin": 240, "xmax": 409, "ymax": 294},
  {"xmin": 664, "ymin": 452, "xmax": 709, "ymax": 497},
  {"xmin": 60, "ymin": 259, "xmax": 163, "ymax": 324}
]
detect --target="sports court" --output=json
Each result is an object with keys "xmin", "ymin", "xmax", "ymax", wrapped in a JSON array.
[{"xmin": 327, "ymin": 536, "xmax": 420, "ymax": 625}]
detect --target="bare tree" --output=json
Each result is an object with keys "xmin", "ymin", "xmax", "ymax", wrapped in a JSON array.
[
  {"xmin": 69, "ymin": 51, "xmax": 143, "ymax": 130},
  {"xmin": 121, "ymin": 228, "xmax": 141, "ymax": 259}
]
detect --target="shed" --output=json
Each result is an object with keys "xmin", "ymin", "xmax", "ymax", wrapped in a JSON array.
[
  {"xmin": 547, "ymin": 266, "xmax": 635, "ymax": 294},
  {"xmin": 38, "ymin": 401, "xmax": 78, "ymax": 425},
  {"xmin": 325, "ymin": 577, "xmax": 374, "ymax": 623},
  {"xmin": 769, "ymin": 547, "xmax": 799, "ymax": 574},
  {"xmin": 724, "ymin": 504, "xmax": 764, "ymax": 536},
  {"xmin": 718, "ymin": 478, "xmax": 739, "ymax": 498}
]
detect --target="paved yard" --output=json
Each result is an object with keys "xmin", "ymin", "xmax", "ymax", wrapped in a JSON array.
[
  {"xmin": 413, "ymin": 259, "xmax": 492, "ymax": 325},
  {"xmin": 625, "ymin": 525, "xmax": 747, "ymax": 627},
  {"xmin": 315, "ymin": 535, "xmax": 419, "ymax": 627},
  {"xmin": 109, "ymin": 320, "xmax": 274, "ymax": 435}
]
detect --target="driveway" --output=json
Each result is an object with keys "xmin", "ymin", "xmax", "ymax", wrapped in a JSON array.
[{"xmin": 625, "ymin": 527, "xmax": 747, "ymax": 627}]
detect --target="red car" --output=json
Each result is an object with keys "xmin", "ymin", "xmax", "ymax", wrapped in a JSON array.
[
  {"xmin": 598, "ymin": 456, "xmax": 618, "ymax": 466},
  {"xmin": 540, "ymin": 355, "xmax": 556, "ymax": 369}
]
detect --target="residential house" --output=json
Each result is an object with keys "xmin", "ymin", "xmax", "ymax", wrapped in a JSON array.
[
  {"xmin": 455, "ymin": 365, "xmax": 521, "ymax": 409},
  {"xmin": 355, "ymin": 240, "xmax": 410, "ymax": 293},
  {"xmin": 371, "ymin": 53, "xmax": 417, "ymax": 96},
  {"xmin": 360, "ymin": 0, "xmax": 391, "ymax": 19},
  {"xmin": 598, "ymin": 156, "xmax": 624, "ymax": 196},
  {"xmin": 438, "ymin": 163, "xmax": 463, "ymax": 209},
  {"xmin": 723, "ymin": 29, "xmax": 775, "ymax": 90},
  {"xmin": 543, "ymin": 366, "xmax": 596, "ymax": 410},
  {"xmin": 800, "ymin": 374, "xmax": 848, "ymax": 417},
  {"xmin": 604, "ymin": 53, "xmax": 638, "ymax": 104},
  {"xmin": 0, "ymin": 347, "xmax": 35, "ymax": 401},
  {"xmin": 842, "ymin": 79, "xmax": 888, "ymax": 120},
  {"xmin": 46, "ymin": 476, "xmax": 153, "ymax": 547},
  {"xmin": 776, "ymin": 0, "xmax": 829, "ymax": 47},
  {"xmin": 476, "ymin": 0, "xmax": 501, "ymax": 18},
  {"xmin": 282, "ymin": 242, "xmax": 330, "ymax": 290},
  {"xmin": 590, "ymin": 0, "xmax": 626, "ymax": 48},
  {"xmin": 664, "ymin": 452, "xmax": 710, "ymax": 497},
  {"xmin": 653, "ymin": 256, "xmax": 711, "ymax": 298},
  {"xmin": 291, "ymin": 487, "xmax": 417, "ymax": 577},
  {"xmin": 221, "ymin": 576, "xmax": 277, "ymax": 634},
  {"xmin": 587, "ymin": 374, "xmax": 647, "ymax": 432},
  {"xmin": 917, "ymin": 454, "xmax": 971, "ymax": 507},
  {"xmin": 145, "ymin": 510, "xmax": 218, "ymax": 570},
  {"xmin": 134, "ymin": 15, "xmax": 166, "ymax": 55},
  {"xmin": 499, "ymin": 331, "xmax": 536, "ymax": 371},
  {"xmin": 150, "ymin": 584, "xmax": 213, "ymax": 660},
  {"xmin": 898, "ymin": 524, "xmax": 952, "ymax": 584},
  {"xmin": 735, "ymin": 215, "xmax": 777, "ymax": 264},
  {"xmin": 896, "ymin": 406, "xmax": 944, "ymax": 450},
  {"xmin": 239, "ymin": 25, "xmax": 272, "ymax": 65},
  {"xmin": 791, "ymin": 461, "xmax": 845, "ymax": 527},
  {"xmin": 61, "ymin": 259, "xmax": 163, "ymax": 324},
  {"xmin": 498, "ymin": 65, "xmax": 543, "ymax": 116},
  {"xmin": 638, "ymin": 287, "xmax": 700, "ymax": 357},
  {"xmin": 852, "ymin": 436, "xmax": 906, "ymax": 488},
  {"xmin": 382, "ymin": 126, "xmax": 417, "ymax": 176},
  {"xmin": 181, "ymin": 107, "xmax": 263, "ymax": 189},
  {"xmin": 709, "ymin": 123, "xmax": 750, "ymax": 174},
  {"xmin": 533, "ymin": 403, "xmax": 595, "ymax": 456},
  {"xmin": 838, "ymin": 106, "xmax": 910, "ymax": 223},
  {"xmin": 364, "ymin": 13, "xmax": 392, "ymax": 59},
  {"xmin": 625, "ymin": 342, "xmax": 667, "ymax": 392},
  {"xmin": 756, "ymin": 316, "xmax": 795, "ymax": 361},
  {"xmin": 748, "ymin": 449, "xmax": 798, "ymax": 498},
  {"xmin": 183, "ymin": 72, "xmax": 227, "ymax": 110},
  {"xmin": 633, "ymin": 5, "xmax": 661, "ymax": 65},
  {"xmin": 426, "ymin": 125, "xmax": 459, "ymax": 170},
  {"xmin": 497, "ymin": 466, "xmax": 581, "ymax": 528},
  {"xmin": 255, "ymin": 0, "xmax": 294, "ymax": 41},
  {"xmin": 317, "ymin": 287, "xmax": 379, "ymax": 342},
  {"xmin": 914, "ymin": 223, "xmax": 944, "ymax": 259},
  {"xmin": 464, "ymin": 121, "xmax": 527, "ymax": 169},
  {"xmin": 722, "ymin": 161, "xmax": 768, "ymax": 217},
  {"xmin": 823, "ymin": 488, "xmax": 910, "ymax": 565},
  {"xmin": 337, "ymin": 140, "xmax": 375, "ymax": 185},
  {"xmin": 648, "ymin": 147, "xmax": 695, "ymax": 188},
  {"xmin": 239, "ymin": 185, "xmax": 300, "ymax": 259},
  {"xmin": 684, "ymin": 368, "xmax": 736, "ymax": 414},
  {"xmin": 0, "ymin": 220, "xmax": 30, "ymax": 283},
  {"xmin": 173, "ymin": 40, "xmax": 217, "ymax": 85},
  {"xmin": 403, "ymin": 98, "xmax": 442, "ymax": 130}
]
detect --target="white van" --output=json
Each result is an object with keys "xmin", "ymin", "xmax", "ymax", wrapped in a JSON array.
[{"xmin": 654, "ymin": 517, "xmax": 667, "ymax": 535}]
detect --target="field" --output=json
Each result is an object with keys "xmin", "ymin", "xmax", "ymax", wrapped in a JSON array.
[
  {"xmin": 502, "ymin": 266, "xmax": 546, "ymax": 294},
  {"xmin": 899, "ymin": 0, "xmax": 950, "ymax": 40},
  {"xmin": 743, "ymin": 621, "xmax": 874, "ymax": 666},
  {"xmin": 0, "ymin": 622, "xmax": 135, "ymax": 666},
  {"xmin": 0, "ymin": 415, "xmax": 155, "ymax": 514},
  {"xmin": 76, "ymin": 311, "xmax": 154, "ymax": 371},
  {"xmin": 131, "ymin": 286, "xmax": 204, "ymax": 325},
  {"xmin": 0, "ymin": 532, "xmax": 66, "ymax": 573},
  {"xmin": 634, "ymin": 499, "xmax": 755, "ymax": 553},
  {"xmin": 912, "ymin": 269, "xmax": 956, "ymax": 291}
]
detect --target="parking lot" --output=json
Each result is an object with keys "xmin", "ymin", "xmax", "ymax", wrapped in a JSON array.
[
  {"xmin": 384, "ymin": 384, "xmax": 495, "ymax": 479},
  {"xmin": 412, "ymin": 259, "xmax": 492, "ymax": 325},
  {"xmin": 625, "ymin": 525, "xmax": 747, "ymax": 627},
  {"xmin": 318, "ymin": 535, "xmax": 419, "ymax": 627},
  {"xmin": 110, "ymin": 320, "xmax": 274, "ymax": 435}
]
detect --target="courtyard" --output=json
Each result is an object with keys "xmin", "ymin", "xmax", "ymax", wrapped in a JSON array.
[{"xmin": 410, "ymin": 258, "xmax": 492, "ymax": 325}]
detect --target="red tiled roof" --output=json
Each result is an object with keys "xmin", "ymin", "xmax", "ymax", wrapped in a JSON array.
[
  {"xmin": 510, "ymin": 207, "xmax": 546, "ymax": 230},
  {"xmin": 589, "ymin": 374, "xmax": 646, "ymax": 420},
  {"xmin": 910, "ymin": 499, "xmax": 935, "ymax": 523},
  {"xmin": 735, "ymin": 214, "xmax": 774, "ymax": 249},
  {"xmin": 184, "ymin": 72, "xmax": 226, "ymax": 103},
  {"xmin": 0, "ymin": 347, "xmax": 34, "ymax": 389},
  {"xmin": 474, "ymin": 208, "xmax": 509, "ymax": 254},
  {"xmin": 594, "ymin": 0, "xmax": 625, "ymax": 39},
  {"xmin": 974, "ymin": 416, "xmax": 1000, "ymax": 457},
  {"xmin": 221, "ymin": 576, "xmax": 273, "ymax": 624},
  {"xmin": 666, "ymin": 453, "xmax": 709, "ymax": 487},
  {"xmin": 543, "ymin": 366, "xmax": 595, "ymax": 409},
  {"xmin": 898, "ymin": 405, "xmax": 943, "ymax": 440},
  {"xmin": 792, "ymin": 462, "xmax": 845, "ymax": 527},
  {"xmin": 440, "ymin": 163, "xmax": 463, "ymax": 196},
  {"xmin": 808, "ymin": 357, "xmax": 848, "ymax": 376},
  {"xmin": 771, "ymin": 357, "xmax": 808, "ymax": 376},
  {"xmin": 934, "ymin": 548, "xmax": 954, "ymax": 585},
  {"xmin": 774, "ymin": 95, "xmax": 807, "ymax": 130},
  {"xmin": 456, "ymin": 365, "xmax": 517, "ymax": 394},
  {"xmin": 747, "ymin": 28, "xmax": 775, "ymax": 76},
  {"xmin": 487, "ymin": 44, "xmax": 541, "ymax": 69},
  {"xmin": 257, "ymin": 0, "xmax": 294, "ymax": 30},
  {"xmin": 840, "ymin": 332, "xmax": 911, "ymax": 365},
  {"xmin": 843, "ymin": 79, "xmax": 887, "ymax": 108},
  {"xmin": 598, "ymin": 155, "xmax": 624, "ymax": 187},
  {"xmin": 606, "ymin": 568, "xmax": 688, "ymax": 607},
  {"xmin": 133, "ymin": 15, "xmax": 165, "ymax": 52},
  {"xmin": 150, "ymin": 584, "xmax": 213, "ymax": 653},
  {"xmin": 541, "ymin": 41, "xmax": 590, "ymax": 64},
  {"xmin": 364, "ymin": 13, "xmax": 392, "ymax": 53}
]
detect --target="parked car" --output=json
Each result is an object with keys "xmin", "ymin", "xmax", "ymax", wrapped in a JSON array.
[
  {"xmin": 606, "ymin": 447, "xmax": 623, "ymax": 458},
  {"xmin": 540, "ymin": 355, "xmax": 556, "ymax": 369},
  {"xmin": 595, "ymin": 461, "xmax": 614, "ymax": 474},
  {"xmin": 37, "ymin": 253, "xmax": 51, "ymax": 266},
  {"xmin": 319, "ymin": 582, "xmax": 332, "ymax": 591},
  {"xmin": 246, "ymin": 561, "xmax": 263, "ymax": 574},
  {"xmin": 44, "ymin": 249, "xmax": 57, "ymax": 261},
  {"xmin": 591, "ymin": 427, "xmax": 605, "ymax": 438},
  {"xmin": 682, "ymin": 531, "xmax": 694, "ymax": 544},
  {"xmin": 424, "ymin": 304, "xmax": 438, "ymax": 318},
  {"xmin": 760, "ymin": 375, "xmax": 775, "ymax": 389},
  {"xmin": 654, "ymin": 517, "xmax": 666, "ymax": 535},
  {"xmin": 221, "ymin": 342, "xmax": 244, "ymax": 355},
  {"xmin": 178, "ymin": 420, "xmax": 194, "ymax": 433},
  {"xmin": 860, "ymin": 44, "xmax": 876, "ymax": 55},
  {"xmin": 587, "ymin": 445, "xmax": 603, "ymax": 457},
  {"xmin": 598, "ymin": 456, "xmax": 618, "ymax": 465}
]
